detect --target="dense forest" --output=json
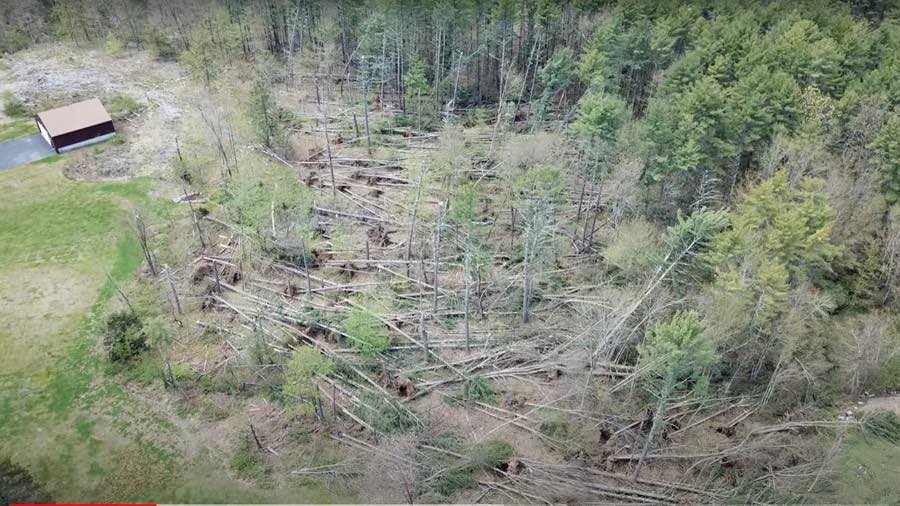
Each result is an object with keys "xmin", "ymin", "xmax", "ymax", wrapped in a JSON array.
[{"xmin": 2, "ymin": 0, "xmax": 900, "ymax": 503}]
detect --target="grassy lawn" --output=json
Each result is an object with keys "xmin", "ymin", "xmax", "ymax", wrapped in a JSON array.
[
  {"xmin": 0, "ymin": 160, "xmax": 346, "ymax": 502},
  {"xmin": 826, "ymin": 432, "xmax": 900, "ymax": 504},
  {"xmin": 0, "ymin": 117, "xmax": 38, "ymax": 142}
]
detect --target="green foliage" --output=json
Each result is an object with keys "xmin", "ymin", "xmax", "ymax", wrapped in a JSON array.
[
  {"xmin": 746, "ymin": 19, "xmax": 846, "ymax": 96},
  {"xmin": 461, "ymin": 375, "xmax": 496, "ymax": 403},
  {"xmin": 512, "ymin": 165, "xmax": 564, "ymax": 209},
  {"xmin": 709, "ymin": 171, "xmax": 839, "ymax": 281},
  {"xmin": 579, "ymin": 16, "xmax": 658, "ymax": 109},
  {"xmin": 50, "ymin": 0, "xmax": 94, "ymax": 44},
  {"xmin": 248, "ymin": 79, "xmax": 284, "ymax": 148},
  {"xmin": 570, "ymin": 91, "xmax": 626, "ymax": 146},
  {"xmin": 0, "ymin": 28, "xmax": 30, "ymax": 54},
  {"xmin": 663, "ymin": 208, "xmax": 730, "ymax": 283},
  {"xmin": 538, "ymin": 413, "xmax": 571, "ymax": 441},
  {"xmin": 536, "ymin": 47, "xmax": 576, "ymax": 121},
  {"xmin": 106, "ymin": 93, "xmax": 142, "ymax": 120},
  {"xmin": 603, "ymin": 218, "xmax": 661, "ymax": 278},
  {"xmin": 665, "ymin": 208, "xmax": 730, "ymax": 254},
  {"xmin": 0, "ymin": 118, "xmax": 38, "ymax": 143},
  {"xmin": 342, "ymin": 298, "xmax": 390, "ymax": 355},
  {"xmin": 431, "ymin": 439, "xmax": 513, "ymax": 498},
  {"xmin": 642, "ymin": 77, "xmax": 736, "ymax": 182},
  {"xmin": 703, "ymin": 171, "xmax": 840, "ymax": 387},
  {"xmin": 181, "ymin": 33, "xmax": 218, "ymax": 84},
  {"xmin": 871, "ymin": 114, "xmax": 900, "ymax": 203},
  {"xmin": 450, "ymin": 183, "xmax": 479, "ymax": 227},
  {"xmin": 103, "ymin": 311, "xmax": 147, "ymax": 363},
  {"xmin": 282, "ymin": 347, "xmax": 332, "ymax": 413},
  {"xmin": 357, "ymin": 394, "xmax": 418, "ymax": 433},
  {"xmin": 145, "ymin": 26, "xmax": 178, "ymax": 60},
  {"xmin": 864, "ymin": 411, "xmax": 900, "ymax": 444},
  {"xmin": 181, "ymin": 12, "xmax": 240, "ymax": 84},
  {"xmin": 638, "ymin": 311, "xmax": 717, "ymax": 387},
  {"xmin": 2, "ymin": 92, "xmax": 30, "ymax": 118},
  {"xmin": 730, "ymin": 67, "xmax": 801, "ymax": 149},
  {"xmin": 828, "ymin": 431, "xmax": 900, "ymax": 504},
  {"xmin": 403, "ymin": 59, "xmax": 430, "ymax": 103},
  {"xmin": 104, "ymin": 32, "xmax": 124, "ymax": 57},
  {"xmin": 225, "ymin": 171, "xmax": 312, "ymax": 246},
  {"xmin": 230, "ymin": 436, "xmax": 270, "ymax": 484}
]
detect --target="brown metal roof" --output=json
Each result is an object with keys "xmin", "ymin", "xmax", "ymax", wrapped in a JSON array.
[{"xmin": 36, "ymin": 98, "xmax": 113, "ymax": 137}]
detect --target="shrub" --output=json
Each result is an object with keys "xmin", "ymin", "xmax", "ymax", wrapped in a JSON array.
[
  {"xmin": 538, "ymin": 413, "xmax": 571, "ymax": 440},
  {"xmin": 2, "ymin": 92, "xmax": 29, "ymax": 117},
  {"xmin": 461, "ymin": 375, "xmax": 496, "ymax": 404},
  {"xmin": 342, "ymin": 302, "xmax": 390, "ymax": 355},
  {"xmin": 230, "ymin": 435, "xmax": 270, "ymax": 484},
  {"xmin": 103, "ymin": 311, "xmax": 147, "ymax": 362},
  {"xmin": 431, "ymin": 439, "xmax": 513, "ymax": 498},
  {"xmin": 282, "ymin": 347, "xmax": 332, "ymax": 414},
  {"xmin": 104, "ymin": 32, "xmax": 124, "ymax": 57},
  {"xmin": 603, "ymin": 218, "xmax": 661, "ymax": 278},
  {"xmin": 357, "ymin": 394, "xmax": 418, "ymax": 433},
  {"xmin": 146, "ymin": 27, "xmax": 178, "ymax": 60},
  {"xmin": 106, "ymin": 93, "xmax": 142, "ymax": 121},
  {"xmin": 0, "ymin": 28, "xmax": 29, "ymax": 54},
  {"xmin": 0, "ymin": 458, "xmax": 52, "ymax": 503}
]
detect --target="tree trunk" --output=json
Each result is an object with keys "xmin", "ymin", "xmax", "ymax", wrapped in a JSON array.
[
  {"xmin": 521, "ymin": 236, "xmax": 531, "ymax": 323},
  {"xmin": 633, "ymin": 374, "xmax": 674, "ymax": 480},
  {"xmin": 405, "ymin": 170, "xmax": 426, "ymax": 277},
  {"xmin": 315, "ymin": 80, "xmax": 337, "ymax": 197},
  {"xmin": 464, "ymin": 253, "xmax": 471, "ymax": 350},
  {"xmin": 432, "ymin": 208, "xmax": 443, "ymax": 314},
  {"xmin": 363, "ymin": 77, "xmax": 372, "ymax": 153}
]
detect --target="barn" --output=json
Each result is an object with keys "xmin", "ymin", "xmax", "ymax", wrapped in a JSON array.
[{"xmin": 35, "ymin": 98, "xmax": 116, "ymax": 153}]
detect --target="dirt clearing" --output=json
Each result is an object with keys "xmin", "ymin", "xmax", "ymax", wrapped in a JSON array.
[{"xmin": 0, "ymin": 44, "xmax": 197, "ymax": 179}]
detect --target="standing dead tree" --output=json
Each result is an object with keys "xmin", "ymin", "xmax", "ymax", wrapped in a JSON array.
[
  {"xmin": 135, "ymin": 211, "xmax": 157, "ymax": 276},
  {"xmin": 405, "ymin": 166, "xmax": 428, "ymax": 277},
  {"xmin": 197, "ymin": 101, "xmax": 236, "ymax": 180},
  {"xmin": 315, "ymin": 78, "xmax": 338, "ymax": 197},
  {"xmin": 432, "ymin": 203, "xmax": 446, "ymax": 314}
]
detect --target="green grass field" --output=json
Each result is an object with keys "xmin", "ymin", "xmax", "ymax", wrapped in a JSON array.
[
  {"xmin": 0, "ymin": 117, "xmax": 38, "ymax": 142},
  {"xmin": 0, "ymin": 160, "xmax": 346, "ymax": 502},
  {"xmin": 825, "ymin": 432, "xmax": 900, "ymax": 504}
]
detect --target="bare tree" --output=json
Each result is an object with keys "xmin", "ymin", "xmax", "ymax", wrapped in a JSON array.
[{"xmin": 135, "ymin": 211, "xmax": 157, "ymax": 277}]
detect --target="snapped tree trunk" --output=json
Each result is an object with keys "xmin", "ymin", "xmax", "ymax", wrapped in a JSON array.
[{"xmin": 633, "ymin": 373, "xmax": 674, "ymax": 480}]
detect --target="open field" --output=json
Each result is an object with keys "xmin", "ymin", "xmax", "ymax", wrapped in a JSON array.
[{"xmin": 0, "ymin": 159, "xmax": 348, "ymax": 502}]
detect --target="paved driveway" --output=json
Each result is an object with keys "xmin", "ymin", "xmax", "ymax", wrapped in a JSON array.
[{"xmin": 0, "ymin": 133, "xmax": 56, "ymax": 170}]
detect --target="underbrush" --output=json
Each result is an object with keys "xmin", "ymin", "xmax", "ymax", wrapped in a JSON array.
[
  {"xmin": 106, "ymin": 93, "xmax": 143, "ymax": 120},
  {"xmin": 424, "ymin": 437, "xmax": 514, "ymax": 499},
  {"xmin": 2, "ymin": 91, "xmax": 29, "ymax": 117},
  {"xmin": 230, "ymin": 434, "xmax": 273, "ymax": 487}
]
